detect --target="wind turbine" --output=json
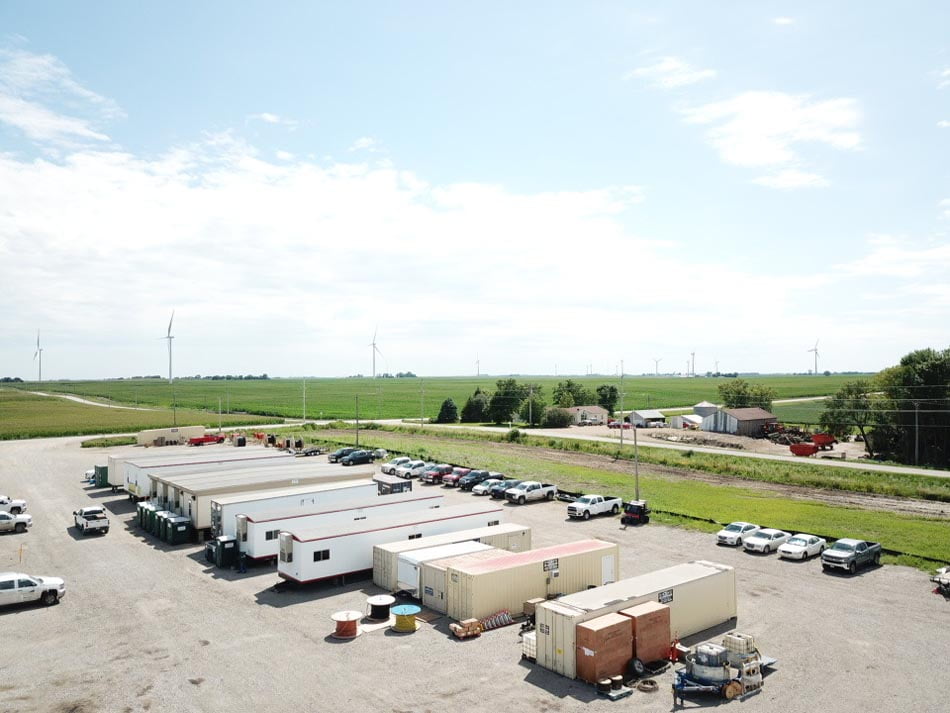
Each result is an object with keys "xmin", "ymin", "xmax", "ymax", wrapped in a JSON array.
[
  {"xmin": 807, "ymin": 339, "xmax": 819, "ymax": 375},
  {"xmin": 653, "ymin": 358, "xmax": 661, "ymax": 377},
  {"xmin": 368, "ymin": 328, "xmax": 383, "ymax": 378},
  {"xmin": 33, "ymin": 330, "xmax": 43, "ymax": 382},
  {"xmin": 475, "ymin": 354, "xmax": 480, "ymax": 377},
  {"xmin": 163, "ymin": 311, "xmax": 175, "ymax": 384}
]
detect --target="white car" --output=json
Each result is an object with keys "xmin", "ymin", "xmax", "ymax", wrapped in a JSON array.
[
  {"xmin": 716, "ymin": 522, "xmax": 760, "ymax": 547},
  {"xmin": 381, "ymin": 456, "xmax": 409, "ymax": 474},
  {"xmin": 0, "ymin": 571, "xmax": 66, "ymax": 607},
  {"xmin": 743, "ymin": 528, "xmax": 791, "ymax": 554},
  {"xmin": 394, "ymin": 460, "xmax": 428, "ymax": 479},
  {"xmin": 778, "ymin": 533, "xmax": 827, "ymax": 560},
  {"xmin": 472, "ymin": 478, "xmax": 504, "ymax": 496}
]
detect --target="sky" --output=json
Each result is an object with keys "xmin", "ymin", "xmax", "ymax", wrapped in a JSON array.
[{"xmin": 0, "ymin": 2, "xmax": 948, "ymax": 380}]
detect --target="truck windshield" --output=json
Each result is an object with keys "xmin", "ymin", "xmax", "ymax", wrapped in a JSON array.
[
  {"xmin": 830, "ymin": 542, "xmax": 855, "ymax": 552},
  {"xmin": 576, "ymin": 496, "xmax": 593, "ymax": 504}
]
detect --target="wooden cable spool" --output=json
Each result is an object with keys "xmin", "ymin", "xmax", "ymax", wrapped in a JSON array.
[
  {"xmin": 390, "ymin": 604, "xmax": 421, "ymax": 633},
  {"xmin": 330, "ymin": 610, "xmax": 362, "ymax": 639}
]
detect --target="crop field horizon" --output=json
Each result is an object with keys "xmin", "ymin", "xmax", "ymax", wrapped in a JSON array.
[{"xmin": 14, "ymin": 373, "xmax": 868, "ymax": 421}]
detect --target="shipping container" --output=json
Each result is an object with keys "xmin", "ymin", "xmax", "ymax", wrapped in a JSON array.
[
  {"xmin": 534, "ymin": 560, "xmax": 736, "ymax": 679},
  {"xmin": 395, "ymin": 541, "xmax": 494, "ymax": 596},
  {"xmin": 445, "ymin": 539, "xmax": 621, "ymax": 622},
  {"xmin": 152, "ymin": 463, "xmax": 375, "ymax": 531},
  {"xmin": 420, "ymin": 549, "xmax": 513, "ymax": 613},
  {"xmin": 136, "ymin": 425, "xmax": 206, "ymax": 446},
  {"xmin": 278, "ymin": 504, "xmax": 506, "ymax": 585},
  {"xmin": 238, "ymin": 492, "xmax": 444, "ymax": 562},
  {"xmin": 372, "ymin": 522, "xmax": 532, "ymax": 592},
  {"xmin": 106, "ymin": 446, "xmax": 293, "ymax": 492}
]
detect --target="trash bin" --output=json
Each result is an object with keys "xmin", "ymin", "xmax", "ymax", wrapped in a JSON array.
[
  {"xmin": 235, "ymin": 436, "xmax": 246, "ymax": 447},
  {"xmin": 141, "ymin": 503, "xmax": 158, "ymax": 530},
  {"xmin": 153, "ymin": 510, "xmax": 172, "ymax": 537},
  {"xmin": 95, "ymin": 465, "xmax": 109, "ymax": 488},
  {"xmin": 214, "ymin": 536, "xmax": 238, "ymax": 568},
  {"xmin": 167, "ymin": 516, "xmax": 193, "ymax": 545},
  {"xmin": 205, "ymin": 540, "xmax": 216, "ymax": 563},
  {"xmin": 294, "ymin": 439, "xmax": 303, "ymax": 450}
]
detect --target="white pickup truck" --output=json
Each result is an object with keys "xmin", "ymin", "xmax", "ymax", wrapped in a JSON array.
[
  {"xmin": 0, "ymin": 571, "xmax": 66, "ymax": 607},
  {"xmin": 0, "ymin": 495, "xmax": 27, "ymax": 514},
  {"xmin": 0, "ymin": 510, "xmax": 32, "ymax": 534},
  {"xmin": 505, "ymin": 481, "xmax": 558, "ymax": 504},
  {"xmin": 567, "ymin": 494, "xmax": 623, "ymax": 520},
  {"xmin": 74, "ymin": 506, "xmax": 110, "ymax": 535}
]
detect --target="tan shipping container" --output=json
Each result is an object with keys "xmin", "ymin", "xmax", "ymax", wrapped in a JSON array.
[
  {"xmin": 372, "ymin": 522, "xmax": 531, "ymax": 592},
  {"xmin": 445, "ymin": 539, "xmax": 620, "ymax": 622},
  {"xmin": 535, "ymin": 560, "xmax": 736, "ymax": 679},
  {"xmin": 420, "ymin": 549, "xmax": 513, "ymax": 613}
]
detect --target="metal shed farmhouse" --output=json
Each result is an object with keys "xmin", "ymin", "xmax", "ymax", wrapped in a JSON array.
[
  {"xmin": 444, "ymin": 539, "xmax": 621, "ymax": 622},
  {"xmin": 278, "ymin": 504, "xmax": 505, "ymax": 585},
  {"xmin": 701, "ymin": 407, "xmax": 777, "ymax": 436},
  {"xmin": 238, "ymin": 492, "xmax": 444, "ymax": 561},
  {"xmin": 534, "ymin": 560, "xmax": 736, "ymax": 679}
]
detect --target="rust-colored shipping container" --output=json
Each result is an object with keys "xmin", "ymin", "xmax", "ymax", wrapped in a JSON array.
[
  {"xmin": 618, "ymin": 601, "xmax": 670, "ymax": 663},
  {"xmin": 574, "ymin": 612, "xmax": 632, "ymax": 684}
]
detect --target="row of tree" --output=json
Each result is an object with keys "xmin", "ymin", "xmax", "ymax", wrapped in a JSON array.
[
  {"xmin": 819, "ymin": 348, "xmax": 950, "ymax": 467},
  {"xmin": 434, "ymin": 379, "xmax": 620, "ymax": 426}
]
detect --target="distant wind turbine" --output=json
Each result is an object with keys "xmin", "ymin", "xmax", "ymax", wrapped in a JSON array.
[
  {"xmin": 807, "ymin": 339, "xmax": 820, "ymax": 375},
  {"xmin": 475, "ymin": 354, "xmax": 480, "ymax": 377},
  {"xmin": 33, "ymin": 330, "xmax": 43, "ymax": 382},
  {"xmin": 369, "ymin": 328, "xmax": 383, "ymax": 378},
  {"xmin": 653, "ymin": 357, "xmax": 661, "ymax": 377},
  {"xmin": 162, "ymin": 310, "xmax": 175, "ymax": 384}
]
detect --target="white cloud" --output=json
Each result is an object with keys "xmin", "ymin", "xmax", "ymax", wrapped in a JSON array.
[
  {"xmin": 838, "ymin": 234, "xmax": 950, "ymax": 278},
  {"xmin": 275, "ymin": 150, "xmax": 294, "ymax": 161},
  {"xmin": 0, "ymin": 47, "xmax": 121, "ymax": 145},
  {"xmin": 753, "ymin": 169, "xmax": 829, "ymax": 189},
  {"xmin": 247, "ymin": 112, "xmax": 298, "ymax": 128},
  {"xmin": 938, "ymin": 68, "xmax": 950, "ymax": 90},
  {"xmin": 773, "ymin": 17, "xmax": 795, "ymax": 25},
  {"xmin": 681, "ymin": 91, "xmax": 860, "ymax": 186},
  {"xmin": 938, "ymin": 120, "xmax": 950, "ymax": 128},
  {"xmin": 625, "ymin": 56, "xmax": 716, "ymax": 89},
  {"xmin": 941, "ymin": 198, "xmax": 950, "ymax": 218},
  {"xmin": 349, "ymin": 136, "xmax": 380, "ymax": 152}
]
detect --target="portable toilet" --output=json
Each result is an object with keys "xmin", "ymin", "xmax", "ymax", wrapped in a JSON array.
[
  {"xmin": 167, "ymin": 516, "xmax": 192, "ymax": 545},
  {"xmin": 95, "ymin": 465, "xmax": 109, "ymax": 488},
  {"xmin": 142, "ymin": 503, "xmax": 158, "ymax": 530},
  {"xmin": 153, "ymin": 510, "xmax": 173, "ymax": 537},
  {"xmin": 214, "ymin": 536, "xmax": 238, "ymax": 568},
  {"xmin": 136, "ymin": 502, "xmax": 145, "ymax": 528},
  {"xmin": 205, "ymin": 540, "xmax": 216, "ymax": 563}
]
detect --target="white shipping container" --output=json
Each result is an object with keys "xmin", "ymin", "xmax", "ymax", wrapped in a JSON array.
[
  {"xmin": 534, "ymin": 560, "xmax": 737, "ymax": 679},
  {"xmin": 445, "ymin": 539, "xmax": 621, "ymax": 622},
  {"xmin": 136, "ymin": 425, "xmax": 206, "ymax": 446},
  {"xmin": 278, "ymin": 504, "xmax": 505, "ymax": 585},
  {"xmin": 106, "ymin": 446, "xmax": 293, "ymax": 492},
  {"xmin": 211, "ymin": 480, "xmax": 378, "ymax": 538},
  {"xmin": 372, "ymin": 523, "xmax": 532, "ymax": 592},
  {"xmin": 240, "ymin": 492, "xmax": 444, "ymax": 561},
  {"xmin": 395, "ymin": 541, "xmax": 494, "ymax": 596}
]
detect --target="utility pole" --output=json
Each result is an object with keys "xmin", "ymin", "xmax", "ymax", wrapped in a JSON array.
[
  {"xmin": 634, "ymin": 423, "xmax": 640, "ymax": 501},
  {"xmin": 218, "ymin": 397, "xmax": 222, "ymax": 431},
  {"xmin": 528, "ymin": 385, "xmax": 533, "ymax": 427},
  {"xmin": 355, "ymin": 394, "xmax": 360, "ymax": 447},
  {"xmin": 226, "ymin": 388, "xmax": 230, "ymax": 414},
  {"xmin": 715, "ymin": 360, "xmax": 719, "ymax": 375},
  {"xmin": 691, "ymin": 352, "xmax": 695, "ymax": 377},
  {"xmin": 619, "ymin": 360, "xmax": 625, "ymax": 453},
  {"xmin": 914, "ymin": 401, "xmax": 920, "ymax": 465}
]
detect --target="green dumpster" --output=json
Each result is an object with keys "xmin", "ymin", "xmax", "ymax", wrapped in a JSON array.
[
  {"xmin": 140, "ymin": 502, "xmax": 157, "ymax": 530},
  {"xmin": 167, "ymin": 516, "xmax": 192, "ymax": 545}
]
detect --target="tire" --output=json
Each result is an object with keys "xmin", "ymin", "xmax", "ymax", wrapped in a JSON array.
[
  {"xmin": 849, "ymin": 561, "xmax": 857, "ymax": 575},
  {"xmin": 765, "ymin": 546, "xmax": 771, "ymax": 554},
  {"xmin": 41, "ymin": 590, "xmax": 57, "ymax": 606},
  {"xmin": 611, "ymin": 504, "xmax": 619, "ymax": 515},
  {"xmin": 642, "ymin": 516, "xmax": 649, "ymax": 524},
  {"xmin": 736, "ymin": 538, "xmax": 742, "ymax": 547},
  {"xmin": 102, "ymin": 528, "xmax": 109, "ymax": 535},
  {"xmin": 10, "ymin": 507, "xmax": 20, "ymax": 515},
  {"xmin": 519, "ymin": 496, "xmax": 526, "ymax": 505},
  {"xmin": 631, "ymin": 658, "xmax": 646, "ymax": 677},
  {"xmin": 583, "ymin": 511, "xmax": 591, "ymax": 521},
  {"xmin": 546, "ymin": 491, "xmax": 554, "ymax": 501},
  {"xmin": 15, "ymin": 522, "xmax": 25, "ymax": 533},
  {"xmin": 873, "ymin": 553, "xmax": 881, "ymax": 566}
]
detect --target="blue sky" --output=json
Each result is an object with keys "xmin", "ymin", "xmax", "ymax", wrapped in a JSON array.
[{"xmin": 1, "ymin": 2, "xmax": 948, "ymax": 379}]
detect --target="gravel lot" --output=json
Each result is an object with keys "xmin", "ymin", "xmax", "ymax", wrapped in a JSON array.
[{"xmin": 1, "ymin": 437, "xmax": 947, "ymax": 713}]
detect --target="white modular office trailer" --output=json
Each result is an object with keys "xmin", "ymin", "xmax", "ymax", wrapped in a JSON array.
[
  {"xmin": 372, "ymin": 522, "xmax": 533, "ymax": 592},
  {"xmin": 239, "ymin": 492, "xmax": 444, "ymax": 561},
  {"xmin": 278, "ymin": 504, "xmax": 505, "ymax": 585},
  {"xmin": 211, "ymin": 480, "xmax": 378, "ymax": 538},
  {"xmin": 153, "ymin": 464, "xmax": 374, "ymax": 530},
  {"xmin": 107, "ymin": 447, "xmax": 294, "ymax": 493},
  {"xmin": 395, "ymin": 540, "xmax": 494, "ymax": 596},
  {"xmin": 534, "ymin": 560, "xmax": 737, "ymax": 679}
]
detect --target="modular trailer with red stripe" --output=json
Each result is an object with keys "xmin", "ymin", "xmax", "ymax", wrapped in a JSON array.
[
  {"xmin": 237, "ymin": 492, "xmax": 444, "ymax": 561},
  {"xmin": 277, "ymin": 503, "xmax": 505, "ymax": 585}
]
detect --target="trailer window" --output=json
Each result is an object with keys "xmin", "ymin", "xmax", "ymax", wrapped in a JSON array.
[
  {"xmin": 408, "ymin": 534, "xmax": 422, "ymax": 540},
  {"xmin": 265, "ymin": 529, "xmax": 280, "ymax": 541},
  {"xmin": 488, "ymin": 520, "xmax": 499, "ymax": 526},
  {"xmin": 312, "ymin": 549, "xmax": 330, "ymax": 562}
]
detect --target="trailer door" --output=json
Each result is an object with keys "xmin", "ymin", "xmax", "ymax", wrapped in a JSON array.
[{"xmin": 601, "ymin": 554, "xmax": 615, "ymax": 584}]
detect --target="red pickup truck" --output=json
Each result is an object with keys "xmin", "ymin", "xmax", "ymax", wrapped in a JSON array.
[{"xmin": 188, "ymin": 435, "xmax": 226, "ymax": 446}]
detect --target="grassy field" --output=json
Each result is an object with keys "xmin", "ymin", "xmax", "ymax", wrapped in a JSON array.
[
  {"xmin": 771, "ymin": 399, "xmax": 828, "ymax": 425},
  {"xmin": 0, "ymin": 388, "xmax": 275, "ymax": 440},
  {"xmin": 17, "ymin": 373, "xmax": 865, "ymax": 421},
  {"xmin": 292, "ymin": 427, "xmax": 949, "ymax": 567}
]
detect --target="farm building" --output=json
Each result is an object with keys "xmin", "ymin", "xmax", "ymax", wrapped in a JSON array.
[
  {"xmin": 630, "ymin": 410, "xmax": 666, "ymax": 427},
  {"xmin": 565, "ymin": 405, "xmax": 609, "ymax": 425},
  {"xmin": 669, "ymin": 414, "xmax": 703, "ymax": 429},
  {"xmin": 693, "ymin": 401, "xmax": 718, "ymax": 418},
  {"xmin": 701, "ymin": 407, "xmax": 777, "ymax": 437}
]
